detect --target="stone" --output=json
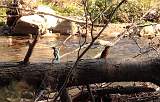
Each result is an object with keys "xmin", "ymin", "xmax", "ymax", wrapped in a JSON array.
[
  {"xmin": 14, "ymin": 14, "xmax": 47, "ymax": 35},
  {"xmin": 49, "ymin": 20, "xmax": 78, "ymax": 35},
  {"xmin": 139, "ymin": 24, "xmax": 160, "ymax": 37},
  {"xmin": 14, "ymin": 6, "xmax": 59, "ymax": 35},
  {"xmin": 139, "ymin": 25, "xmax": 155, "ymax": 37},
  {"xmin": 13, "ymin": 5, "xmax": 78, "ymax": 35}
]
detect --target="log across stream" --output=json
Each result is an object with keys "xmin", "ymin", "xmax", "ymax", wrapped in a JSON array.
[{"xmin": 0, "ymin": 58, "xmax": 160, "ymax": 89}]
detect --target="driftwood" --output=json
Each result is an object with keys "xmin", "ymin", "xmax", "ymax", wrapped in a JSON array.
[{"xmin": 0, "ymin": 58, "xmax": 160, "ymax": 89}]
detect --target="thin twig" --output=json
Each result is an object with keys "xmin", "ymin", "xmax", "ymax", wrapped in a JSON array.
[
  {"xmin": 59, "ymin": 34, "xmax": 73, "ymax": 50},
  {"xmin": 77, "ymin": 0, "xmax": 88, "ymax": 57},
  {"xmin": 34, "ymin": 90, "xmax": 45, "ymax": 102}
]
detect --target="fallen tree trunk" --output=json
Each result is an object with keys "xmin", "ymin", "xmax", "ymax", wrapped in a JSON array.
[{"xmin": 0, "ymin": 58, "xmax": 160, "ymax": 89}]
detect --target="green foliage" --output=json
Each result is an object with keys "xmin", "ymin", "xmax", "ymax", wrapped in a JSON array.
[
  {"xmin": 0, "ymin": 20, "xmax": 5, "ymax": 26},
  {"xmin": 87, "ymin": 0, "xmax": 113, "ymax": 23},
  {"xmin": 113, "ymin": 1, "xmax": 143, "ymax": 23},
  {"xmin": 35, "ymin": 0, "xmax": 84, "ymax": 16},
  {"xmin": 138, "ymin": 0, "xmax": 153, "ymax": 10},
  {"xmin": 52, "ymin": 3, "xmax": 84, "ymax": 16},
  {"xmin": 31, "ymin": 0, "xmax": 49, "ymax": 7},
  {"xmin": 86, "ymin": 0, "xmax": 159, "ymax": 23},
  {"xmin": 0, "ymin": 8, "xmax": 6, "ymax": 26},
  {"xmin": 0, "ymin": 0, "xmax": 158, "ymax": 24},
  {"xmin": 21, "ymin": 0, "xmax": 160, "ymax": 23},
  {"xmin": 0, "ymin": 0, "xmax": 13, "ymax": 25},
  {"xmin": 114, "ymin": 0, "xmax": 160, "ymax": 23}
]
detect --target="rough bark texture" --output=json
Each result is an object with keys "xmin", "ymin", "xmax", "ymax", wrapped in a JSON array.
[{"xmin": 0, "ymin": 58, "xmax": 160, "ymax": 89}]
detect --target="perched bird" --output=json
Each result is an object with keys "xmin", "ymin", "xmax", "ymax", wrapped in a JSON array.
[{"xmin": 52, "ymin": 47, "xmax": 60, "ymax": 64}]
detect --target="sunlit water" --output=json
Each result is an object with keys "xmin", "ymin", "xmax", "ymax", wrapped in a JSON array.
[{"xmin": 0, "ymin": 34, "xmax": 159, "ymax": 63}]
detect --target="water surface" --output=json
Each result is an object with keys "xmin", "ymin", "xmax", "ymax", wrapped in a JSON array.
[{"xmin": 0, "ymin": 35, "xmax": 158, "ymax": 63}]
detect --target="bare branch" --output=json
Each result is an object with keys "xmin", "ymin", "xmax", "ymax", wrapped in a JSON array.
[{"xmin": 22, "ymin": 30, "xmax": 40, "ymax": 64}]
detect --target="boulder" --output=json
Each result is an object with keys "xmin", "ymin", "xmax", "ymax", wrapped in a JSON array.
[
  {"xmin": 35, "ymin": 6, "xmax": 78, "ymax": 35},
  {"xmin": 13, "ymin": 5, "xmax": 78, "ymax": 35},
  {"xmin": 50, "ymin": 20, "xmax": 78, "ymax": 35},
  {"xmin": 14, "ymin": 14, "xmax": 47, "ymax": 35},
  {"xmin": 139, "ymin": 25, "xmax": 155, "ymax": 37},
  {"xmin": 139, "ymin": 24, "xmax": 160, "ymax": 37},
  {"xmin": 14, "ymin": 6, "xmax": 59, "ymax": 35}
]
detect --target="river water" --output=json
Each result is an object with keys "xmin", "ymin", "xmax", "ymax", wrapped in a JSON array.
[{"xmin": 0, "ymin": 34, "xmax": 159, "ymax": 63}]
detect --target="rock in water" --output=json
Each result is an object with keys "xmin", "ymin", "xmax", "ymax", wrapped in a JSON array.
[
  {"xmin": 14, "ymin": 6, "xmax": 59, "ymax": 35},
  {"xmin": 14, "ymin": 5, "xmax": 78, "ymax": 35},
  {"xmin": 14, "ymin": 14, "xmax": 47, "ymax": 35},
  {"xmin": 51, "ymin": 20, "xmax": 77, "ymax": 35},
  {"xmin": 140, "ymin": 25, "xmax": 155, "ymax": 37}
]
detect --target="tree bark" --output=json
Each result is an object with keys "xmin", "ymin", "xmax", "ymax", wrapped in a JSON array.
[{"xmin": 0, "ymin": 58, "xmax": 160, "ymax": 89}]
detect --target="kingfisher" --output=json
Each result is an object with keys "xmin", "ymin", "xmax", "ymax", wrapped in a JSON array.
[{"xmin": 52, "ymin": 47, "xmax": 60, "ymax": 64}]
